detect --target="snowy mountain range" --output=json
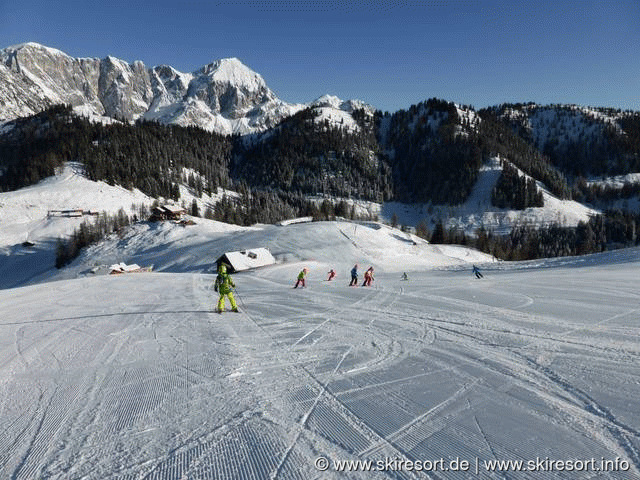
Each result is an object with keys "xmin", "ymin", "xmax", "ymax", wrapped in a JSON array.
[
  {"xmin": 0, "ymin": 42, "xmax": 328, "ymax": 135},
  {"xmin": 1, "ymin": 42, "xmax": 639, "ymax": 238},
  {"xmin": 2, "ymin": 42, "xmax": 637, "ymax": 144},
  {"xmin": 3, "ymin": 43, "xmax": 640, "ymax": 480}
]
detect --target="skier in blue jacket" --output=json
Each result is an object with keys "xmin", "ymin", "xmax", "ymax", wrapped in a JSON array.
[
  {"xmin": 472, "ymin": 265, "xmax": 483, "ymax": 279},
  {"xmin": 349, "ymin": 264, "xmax": 358, "ymax": 286}
]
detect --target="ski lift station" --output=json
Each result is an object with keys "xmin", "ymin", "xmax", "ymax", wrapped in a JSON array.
[{"xmin": 216, "ymin": 248, "xmax": 276, "ymax": 273}]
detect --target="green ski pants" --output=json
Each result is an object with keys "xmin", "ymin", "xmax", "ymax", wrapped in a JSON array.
[{"xmin": 217, "ymin": 292, "xmax": 237, "ymax": 311}]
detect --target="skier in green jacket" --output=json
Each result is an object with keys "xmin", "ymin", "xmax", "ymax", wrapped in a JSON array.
[
  {"xmin": 215, "ymin": 264, "xmax": 238, "ymax": 313},
  {"xmin": 294, "ymin": 267, "xmax": 308, "ymax": 288}
]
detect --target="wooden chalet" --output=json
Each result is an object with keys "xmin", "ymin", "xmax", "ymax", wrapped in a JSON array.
[
  {"xmin": 216, "ymin": 248, "xmax": 276, "ymax": 273},
  {"xmin": 150, "ymin": 205, "xmax": 186, "ymax": 221},
  {"xmin": 109, "ymin": 262, "xmax": 153, "ymax": 275}
]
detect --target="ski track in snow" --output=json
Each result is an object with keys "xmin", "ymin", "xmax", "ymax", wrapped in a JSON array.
[{"xmin": 0, "ymin": 261, "xmax": 640, "ymax": 478}]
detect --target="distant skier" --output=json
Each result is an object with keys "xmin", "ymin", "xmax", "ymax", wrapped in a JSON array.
[
  {"xmin": 472, "ymin": 264, "xmax": 483, "ymax": 279},
  {"xmin": 349, "ymin": 264, "xmax": 359, "ymax": 286},
  {"xmin": 327, "ymin": 269, "xmax": 336, "ymax": 281},
  {"xmin": 214, "ymin": 264, "xmax": 239, "ymax": 313},
  {"xmin": 362, "ymin": 266, "xmax": 374, "ymax": 287},
  {"xmin": 294, "ymin": 268, "xmax": 309, "ymax": 288},
  {"xmin": 401, "ymin": 272, "xmax": 409, "ymax": 281}
]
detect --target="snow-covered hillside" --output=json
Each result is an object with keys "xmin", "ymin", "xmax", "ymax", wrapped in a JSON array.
[
  {"xmin": 308, "ymin": 94, "xmax": 375, "ymax": 132},
  {"xmin": 0, "ymin": 163, "xmax": 153, "ymax": 248},
  {"xmin": 0, "ymin": 160, "xmax": 493, "ymax": 290},
  {"xmin": 497, "ymin": 103, "xmax": 628, "ymax": 152},
  {"xmin": 0, "ymin": 157, "xmax": 603, "ymax": 291},
  {"xmin": 381, "ymin": 157, "xmax": 598, "ymax": 235},
  {"xmin": 2, "ymin": 234, "xmax": 639, "ymax": 478},
  {"xmin": 1, "ymin": 160, "xmax": 640, "ymax": 478},
  {"xmin": 0, "ymin": 163, "xmax": 154, "ymax": 288}
]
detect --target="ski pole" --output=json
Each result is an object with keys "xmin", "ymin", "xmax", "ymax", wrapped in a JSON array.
[{"xmin": 233, "ymin": 288, "xmax": 248, "ymax": 312}]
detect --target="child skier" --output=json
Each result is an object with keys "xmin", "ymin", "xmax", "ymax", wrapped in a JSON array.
[
  {"xmin": 294, "ymin": 268, "xmax": 308, "ymax": 288},
  {"xmin": 362, "ymin": 266, "xmax": 374, "ymax": 286},
  {"xmin": 327, "ymin": 269, "xmax": 336, "ymax": 281},
  {"xmin": 472, "ymin": 265, "xmax": 483, "ymax": 279},
  {"xmin": 349, "ymin": 264, "xmax": 359, "ymax": 286},
  {"xmin": 214, "ymin": 264, "xmax": 238, "ymax": 313},
  {"xmin": 401, "ymin": 272, "xmax": 409, "ymax": 281}
]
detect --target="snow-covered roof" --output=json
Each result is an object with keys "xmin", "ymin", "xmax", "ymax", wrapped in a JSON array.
[
  {"xmin": 162, "ymin": 205, "xmax": 186, "ymax": 214},
  {"xmin": 217, "ymin": 248, "xmax": 275, "ymax": 272},
  {"xmin": 109, "ymin": 262, "xmax": 142, "ymax": 273},
  {"xmin": 277, "ymin": 217, "xmax": 313, "ymax": 226}
]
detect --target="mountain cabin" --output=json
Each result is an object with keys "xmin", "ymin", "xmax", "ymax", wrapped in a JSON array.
[{"xmin": 216, "ymin": 248, "xmax": 276, "ymax": 273}]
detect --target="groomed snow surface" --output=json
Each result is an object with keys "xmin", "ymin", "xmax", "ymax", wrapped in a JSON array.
[
  {"xmin": 1, "ymin": 163, "xmax": 639, "ymax": 478},
  {"xmin": 2, "ymin": 217, "xmax": 640, "ymax": 478}
]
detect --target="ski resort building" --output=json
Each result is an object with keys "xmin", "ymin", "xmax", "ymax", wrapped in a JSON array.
[
  {"xmin": 216, "ymin": 248, "xmax": 276, "ymax": 273},
  {"xmin": 109, "ymin": 262, "xmax": 153, "ymax": 274},
  {"xmin": 150, "ymin": 205, "xmax": 186, "ymax": 221},
  {"xmin": 277, "ymin": 216, "xmax": 313, "ymax": 226}
]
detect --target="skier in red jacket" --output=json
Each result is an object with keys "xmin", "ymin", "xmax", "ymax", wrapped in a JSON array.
[{"xmin": 362, "ymin": 267, "xmax": 374, "ymax": 286}]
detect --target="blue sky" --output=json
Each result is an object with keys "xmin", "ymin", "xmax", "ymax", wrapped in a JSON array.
[{"xmin": 1, "ymin": 0, "xmax": 638, "ymax": 112}]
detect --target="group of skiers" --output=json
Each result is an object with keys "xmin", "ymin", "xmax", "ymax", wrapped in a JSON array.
[
  {"xmin": 347, "ymin": 264, "xmax": 374, "ymax": 287},
  {"xmin": 298, "ymin": 264, "xmax": 482, "ymax": 286},
  {"xmin": 296, "ymin": 264, "xmax": 376, "ymax": 288},
  {"xmin": 214, "ymin": 261, "xmax": 484, "ymax": 313}
]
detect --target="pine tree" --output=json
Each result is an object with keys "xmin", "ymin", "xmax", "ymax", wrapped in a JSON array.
[
  {"xmin": 191, "ymin": 199, "xmax": 200, "ymax": 217},
  {"xmin": 415, "ymin": 221, "xmax": 430, "ymax": 240},
  {"xmin": 430, "ymin": 220, "xmax": 446, "ymax": 244}
]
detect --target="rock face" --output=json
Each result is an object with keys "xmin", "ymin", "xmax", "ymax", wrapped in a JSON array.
[{"xmin": 0, "ymin": 43, "xmax": 303, "ymax": 134}]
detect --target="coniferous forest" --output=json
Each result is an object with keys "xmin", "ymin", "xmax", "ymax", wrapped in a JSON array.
[
  {"xmin": 491, "ymin": 162, "xmax": 544, "ymax": 210},
  {"xmin": 438, "ymin": 210, "xmax": 640, "ymax": 262},
  {"xmin": 381, "ymin": 99, "xmax": 484, "ymax": 204},
  {"xmin": 0, "ymin": 106, "xmax": 232, "ymax": 198},
  {"xmin": 232, "ymin": 108, "xmax": 393, "ymax": 202},
  {"xmin": 2, "ymin": 102, "xmax": 640, "ymax": 266}
]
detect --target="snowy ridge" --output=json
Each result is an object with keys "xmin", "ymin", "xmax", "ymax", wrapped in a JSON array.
[
  {"xmin": 380, "ymin": 100, "xmax": 477, "ymax": 149},
  {"xmin": 0, "ymin": 42, "xmax": 379, "ymax": 136},
  {"xmin": 306, "ymin": 94, "xmax": 376, "ymax": 132},
  {"xmin": 5, "ymin": 41, "xmax": 71, "ymax": 58},
  {"xmin": 0, "ymin": 43, "xmax": 379, "ymax": 136},
  {"xmin": 498, "ymin": 103, "xmax": 628, "ymax": 151},
  {"xmin": 202, "ymin": 57, "xmax": 267, "ymax": 91},
  {"xmin": 0, "ymin": 43, "xmax": 307, "ymax": 135}
]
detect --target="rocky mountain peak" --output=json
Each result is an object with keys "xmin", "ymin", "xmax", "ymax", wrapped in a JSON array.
[{"xmin": 0, "ymin": 44, "xmax": 300, "ymax": 134}]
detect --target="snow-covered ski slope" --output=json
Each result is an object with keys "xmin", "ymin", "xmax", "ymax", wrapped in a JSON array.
[
  {"xmin": 1, "ymin": 164, "xmax": 639, "ymax": 479},
  {"xmin": 0, "ymin": 163, "xmax": 155, "ymax": 289},
  {"xmin": 2, "ymin": 221, "xmax": 640, "ymax": 478}
]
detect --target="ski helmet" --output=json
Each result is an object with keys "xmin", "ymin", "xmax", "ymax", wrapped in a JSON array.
[{"xmin": 219, "ymin": 264, "xmax": 227, "ymax": 274}]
